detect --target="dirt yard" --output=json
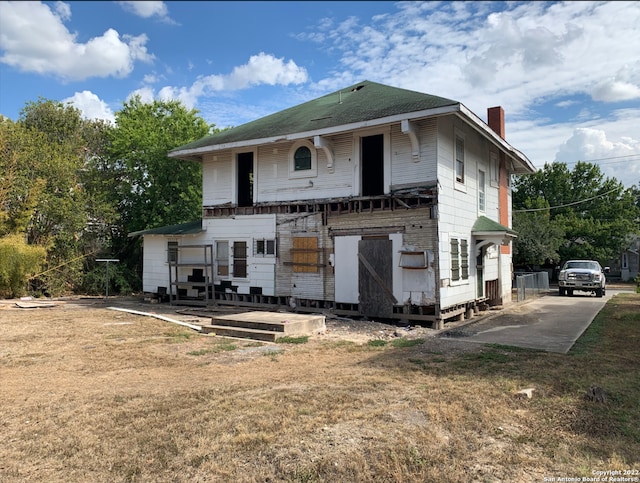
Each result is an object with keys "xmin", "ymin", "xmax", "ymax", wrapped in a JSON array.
[{"xmin": 1, "ymin": 294, "xmax": 638, "ymax": 482}]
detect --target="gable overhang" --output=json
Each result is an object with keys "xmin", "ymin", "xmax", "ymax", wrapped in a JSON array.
[
  {"xmin": 169, "ymin": 103, "xmax": 535, "ymax": 176},
  {"xmin": 456, "ymin": 104, "xmax": 535, "ymax": 175},
  {"xmin": 168, "ymin": 104, "xmax": 462, "ymax": 162}
]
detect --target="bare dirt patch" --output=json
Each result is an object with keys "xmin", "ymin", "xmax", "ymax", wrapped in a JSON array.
[{"xmin": 1, "ymin": 295, "xmax": 637, "ymax": 482}]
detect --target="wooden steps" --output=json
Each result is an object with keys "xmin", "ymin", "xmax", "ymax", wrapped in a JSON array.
[{"xmin": 199, "ymin": 311, "xmax": 326, "ymax": 342}]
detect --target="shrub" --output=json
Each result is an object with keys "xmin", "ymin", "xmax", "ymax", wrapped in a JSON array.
[{"xmin": 0, "ymin": 234, "xmax": 47, "ymax": 298}]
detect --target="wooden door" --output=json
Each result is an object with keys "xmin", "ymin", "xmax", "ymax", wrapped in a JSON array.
[{"xmin": 358, "ymin": 238, "xmax": 395, "ymax": 318}]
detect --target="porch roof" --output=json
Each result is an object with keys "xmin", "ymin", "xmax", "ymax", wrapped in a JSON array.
[
  {"xmin": 472, "ymin": 216, "xmax": 517, "ymax": 237},
  {"xmin": 472, "ymin": 217, "xmax": 517, "ymax": 254},
  {"xmin": 128, "ymin": 220, "xmax": 203, "ymax": 237}
]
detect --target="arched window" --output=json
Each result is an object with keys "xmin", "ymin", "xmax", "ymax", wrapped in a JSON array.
[
  {"xmin": 294, "ymin": 146, "xmax": 312, "ymax": 171},
  {"xmin": 288, "ymin": 140, "xmax": 317, "ymax": 178}
]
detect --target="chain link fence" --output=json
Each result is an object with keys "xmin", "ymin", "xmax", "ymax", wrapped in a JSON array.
[{"xmin": 514, "ymin": 272, "xmax": 550, "ymax": 302}]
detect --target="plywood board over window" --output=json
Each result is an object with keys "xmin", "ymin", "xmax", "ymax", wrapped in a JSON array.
[{"xmin": 291, "ymin": 237, "xmax": 320, "ymax": 273}]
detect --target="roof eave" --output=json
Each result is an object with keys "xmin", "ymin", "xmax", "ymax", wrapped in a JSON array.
[
  {"xmin": 473, "ymin": 230, "xmax": 518, "ymax": 239},
  {"xmin": 458, "ymin": 104, "xmax": 536, "ymax": 175},
  {"xmin": 168, "ymin": 104, "xmax": 462, "ymax": 161}
]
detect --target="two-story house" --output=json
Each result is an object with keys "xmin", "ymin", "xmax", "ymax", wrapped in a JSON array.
[{"xmin": 131, "ymin": 81, "xmax": 535, "ymax": 328}]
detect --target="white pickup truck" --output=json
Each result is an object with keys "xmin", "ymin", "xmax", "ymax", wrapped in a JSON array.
[{"xmin": 558, "ymin": 260, "xmax": 608, "ymax": 297}]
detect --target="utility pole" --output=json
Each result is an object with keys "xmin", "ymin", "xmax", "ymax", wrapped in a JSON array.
[{"xmin": 95, "ymin": 259, "xmax": 120, "ymax": 300}]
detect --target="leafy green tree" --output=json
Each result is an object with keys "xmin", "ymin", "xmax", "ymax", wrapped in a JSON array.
[
  {"xmin": 513, "ymin": 162, "xmax": 639, "ymax": 266},
  {"xmin": 108, "ymin": 96, "xmax": 211, "ymax": 235},
  {"xmin": 105, "ymin": 97, "xmax": 211, "ymax": 281},
  {"xmin": 0, "ymin": 100, "xmax": 113, "ymax": 296},
  {"xmin": 512, "ymin": 197, "xmax": 564, "ymax": 267}
]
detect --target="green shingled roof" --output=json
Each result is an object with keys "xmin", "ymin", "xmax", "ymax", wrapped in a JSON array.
[
  {"xmin": 128, "ymin": 220, "xmax": 203, "ymax": 237},
  {"xmin": 472, "ymin": 216, "xmax": 517, "ymax": 236},
  {"xmin": 170, "ymin": 80, "xmax": 458, "ymax": 154}
]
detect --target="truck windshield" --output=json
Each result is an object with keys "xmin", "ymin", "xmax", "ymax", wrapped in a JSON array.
[{"xmin": 564, "ymin": 261, "xmax": 599, "ymax": 270}]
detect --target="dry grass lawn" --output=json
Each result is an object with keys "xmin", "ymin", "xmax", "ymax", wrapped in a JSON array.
[{"xmin": 1, "ymin": 293, "xmax": 639, "ymax": 482}]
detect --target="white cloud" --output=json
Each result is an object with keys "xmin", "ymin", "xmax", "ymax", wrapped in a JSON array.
[
  {"xmin": 299, "ymin": 2, "xmax": 640, "ymax": 120},
  {"xmin": 53, "ymin": 1, "xmax": 71, "ymax": 21},
  {"xmin": 0, "ymin": 1, "xmax": 154, "ymax": 81},
  {"xmin": 554, "ymin": 125, "xmax": 640, "ymax": 188},
  {"xmin": 227, "ymin": 52, "xmax": 309, "ymax": 88},
  {"xmin": 62, "ymin": 90, "xmax": 115, "ymax": 123},
  {"xmin": 298, "ymin": 1, "xmax": 640, "ymax": 187},
  {"xmin": 508, "ymin": 109, "xmax": 640, "ymax": 188},
  {"xmin": 131, "ymin": 53, "xmax": 308, "ymax": 110},
  {"xmin": 116, "ymin": 1, "xmax": 176, "ymax": 24},
  {"xmin": 127, "ymin": 86, "xmax": 155, "ymax": 104}
]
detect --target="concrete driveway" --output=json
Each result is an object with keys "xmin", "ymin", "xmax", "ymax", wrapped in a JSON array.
[{"xmin": 441, "ymin": 289, "xmax": 632, "ymax": 354}]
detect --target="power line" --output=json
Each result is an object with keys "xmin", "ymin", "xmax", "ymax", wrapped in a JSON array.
[
  {"xmin": 537, "ymin": 154, "xmax": 640, "ymax": 168},
  {"xmin": 513, "ymin": 187, "xmax": 620, "ymax": 213},
  {"xmin": 576, "ymin": 154, "xmax": 640, "ymax": 163}
]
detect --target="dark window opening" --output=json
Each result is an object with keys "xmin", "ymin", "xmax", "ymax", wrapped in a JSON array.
[
  {"xmin": 294, "ymin": 146, "xmax": 312, "ymax": 171},
  {"xmin": 233, "ymin": 241, "xmax": 247, "ymax": 278},
  {"xmin": 237, "ymin": 152, "xmax": 253, "ymax": 207},
  {"xmin": 361, "ymin": 134, "xmax": 384, "ymax": 196},
  {"xmin": 168, "ymin": 241, "xmax": 178, "ymax": 263}
]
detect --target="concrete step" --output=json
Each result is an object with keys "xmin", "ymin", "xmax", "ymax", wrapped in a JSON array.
[
  {"xmin": 198, "ymin": 311, "xmax": 326, "ymax": 342},
  {"xmin": 199, "ymin": 324, "xmax": 282, "ymax": 342},
  {"xmin": 210, "ymin": 311, "xmax": 326, "ymax": 339}
]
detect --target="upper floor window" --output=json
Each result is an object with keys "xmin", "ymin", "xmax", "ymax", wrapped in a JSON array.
[
  {"xmin": 294, "ymin": 146, "xmax": 312, "ymax": 171},
  {"xmin": 478, "ymin": 169, "xmax": 486, "ymax": 212},
  {"xmin": 455, "ymin": 135, "xmax": 465, "ymax": 184},
  {"xmin": 490, "ymin": 151, "xmax": 499, "ymax": 186},
  {"xmin": 289, "ymin": 140, "xmax": 317, "ymax": 179}
]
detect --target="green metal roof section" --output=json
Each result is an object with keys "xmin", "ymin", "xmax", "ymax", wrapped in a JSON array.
[
  {"xmin": 472, "ymin": 216, "xmax": 517, "ymax": 236},
  {"xmin": 128, "ymin": 220, "xmax": 203, "ymax": 237},
  {"xmin": 169, "ymin": 80, "xmax": 458, "ymax": 154}
]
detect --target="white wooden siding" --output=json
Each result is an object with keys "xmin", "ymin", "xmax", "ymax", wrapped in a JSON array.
[
  {"xmin": 141, "ymin": 235, "xmax": 170, "ymax": 293},
  {"xmin": 141, "ymin": 233, "xmax": 209, "ymax": 294},
  {"xmin": 202, "ymin": 152, "xmax": 233, "ymax": 206},
  {"xmin": 256, "ymin": 135, "xmax": 355, "ymax": 202},
  {"xmin": 436, "ymin": 116, "xmax": 514, "ymax": 308},
  {"xmin": 204, "ymin": 215, "xmax": 277, "ymax": 295},
  {"xmin": 390, "ymin": 119, "xmax": 437, "ymax": 187}
]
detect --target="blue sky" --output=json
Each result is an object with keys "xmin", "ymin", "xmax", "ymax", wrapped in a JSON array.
[{"xmin": 1, "ymin": 1, "xmax": 639, "ymax": 187}]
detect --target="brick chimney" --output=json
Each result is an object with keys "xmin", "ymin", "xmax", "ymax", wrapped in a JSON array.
[
  {"xmin": 487, "ymin": 106, "xmax": 505, "ymax": 139},
  {"xmin": 487, "ymin": 106, "xmax": 511, "ymax": 255}
]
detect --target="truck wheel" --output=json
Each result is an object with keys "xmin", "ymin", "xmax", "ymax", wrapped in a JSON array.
[
  {"xmin": 595, "ymin": 288, "xmax": 603, "ymax": 298},
  {"xmin": 559, "ymin": 287, "xmax": 566, "ymax": 296}
]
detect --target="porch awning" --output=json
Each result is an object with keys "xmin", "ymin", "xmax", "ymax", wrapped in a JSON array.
[
  {"xmin": 128, "ymin": 220, "xmax": 203, "ymax": 238},
  {"xmin": 472, "ymin": 216, "xmax": 517, "ymax": 251}
]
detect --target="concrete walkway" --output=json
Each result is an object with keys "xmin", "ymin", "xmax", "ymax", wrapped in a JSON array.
[{"xmin": 444, "ymin": 289, "xmax": 632, "ymax": 354}]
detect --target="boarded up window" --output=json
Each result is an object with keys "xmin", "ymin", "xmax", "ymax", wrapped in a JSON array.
[
  {"xmin": 233, "ymin": 241, "xmax": 247, "ymax": 278},
  {"xmin": 292, "ymin": 237, "xmax": 319, "ymax": 273}
]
